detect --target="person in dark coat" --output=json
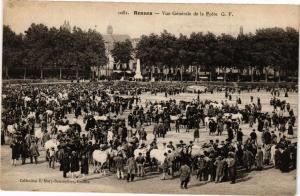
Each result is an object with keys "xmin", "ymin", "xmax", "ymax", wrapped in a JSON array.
[
  {"xmin": 250, "ymin": 129, "xmax": 257, "ymax": 144},
  {"xmin": 80, "ymin": 154, "xmax": 89, "ymax": 176},
  {"xmin": 262, "ymin": 130, "xmax": 272, "ymax": 145},
  {"xmin": 280, "ymin": 148, "xmax": 290, "ymax": 173},
  {"xmin": 62, "ymin": 153, "xmax": 71, "ymax": 178},
  {"xmin": 287, "ymin": 123, "xmax": 294, "ymax": 139},
  {"xmin": 10, "ymin": 138, "xmax": 20, "ymax": 166},
  {"xmin": 70, "ymin": 151, "xmax": 80, "ymax": 178},
  {"xmin": 227, "ymin": 126, "xmax": 234, "ymax": 142},
  {"xmin": 236, "ymin": 128, "xmax": 244, "ymax": 143},
  {"xmin": 274, "ymin": 146, "xmax": 281, "ymax": 169},
  {"xmin": 194, "ymin": 128, "xmax": 199, "ymax": 142},
  {"xmin": 1, "ymin": 129, "xmax": 5, "ymax": 145},
  {"xmin": 20, "ymin": 140, "xmax": 29, "ymax": 165}
]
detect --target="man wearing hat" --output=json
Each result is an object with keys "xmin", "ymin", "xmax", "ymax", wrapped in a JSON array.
[
  {"xmin": 48, "ymin": 147, "xmax": 56, "ymax": 169},
  {"xmin": 226, "ymin": 152, "xmax": 236, "ymax": 184},
  {"xmin": 114, "ymin": 153, "xmax": 125, "ymax": 179},
  {"xmin": 196, "ymin": 155, "xmax": 207, "ymax": 181},
  {"xmin": 179, "ymin": 161, "xmax": 191, "ymax": 189},
  {"xmin": 136, "ymin": 153, "xmax": 146, "ymax": 177},
  {"xmin": 167, "ymin": 141, "xmax": 175, "ymax": 151},
  {"xmin": 29, "ymin": 140, "xmax": 39, "ymax": 164},
  {"xmin": 126, "ymin": 155, "xmax": 137, "ymax": 182}
]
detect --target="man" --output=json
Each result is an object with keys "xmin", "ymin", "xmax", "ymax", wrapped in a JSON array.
[
  {"xmin": 256, "ymin": 146, "xmax": 264, "ymax": 170},
  {"xmin": 179, "ymin": 162, "xmax": 191, "ymax": 189},
  {"xmin": 153, "ymin": 122, "xmax": 159, "ymax": 139},
  {"xmin": 226, "ymin": 152, "xmax": 236, "ymax": 184},
  {"xmin": 262, "ymin": 130, "xmax": 272, "ymax": 145},
  {"xmin": 139, "ymin": 128, "xmax": 147, "ymax": 144},
  {"xmin": 136, "ymin": 153, "xmax": 146, "ymax": 177},
  {"xmin": 42, "ymin": 130, "xmax": 50, "ymax": 147},
  {"xmin": 227, "ymin": 126, "xmax": 234, "ymax": 142},
  {"xmin": 127, "ymin": 155, "xmax": 137, "ymax": 182},
  {"xmin": 243, "ymin": 148, "xmax": 253, "ymax": 172},
  {"xmin": 250, "ymin": 129, "xmax": 257, "ymax": 144},
  {"xmin": 214, "ymin": 156, "xmax": 226, "ymax": 183},
  {"xmin": 196, "ymin": 155, "xmax": 207, "ymax": 181},
  {"xmin": 236, "ymin": 128, "xmax": 244, "ymax": 143},
  {"xmin": 114, "ymin": 153, "xmax": 125, "ymax": 179},
  {"xmin": 161, "ymin": 153, "xmax": 169, "ymax": 180},
  {"xmin": 29, "ymin": 140, "xmax": 39, "ymax": 164},
  {"xmin": 167, "ymin": 141, "xmax": 175, "ymax": 151},
  {"xmin": 48, "ymin": 147, "xmax": 56, "ymax": 169},
  {"xmin": 194, "ymin": 128, "xmax": 199, "ymax": 142},
  {"xmin": 175, "ymin": 120, "xmax": 180, "ymax": 133}
]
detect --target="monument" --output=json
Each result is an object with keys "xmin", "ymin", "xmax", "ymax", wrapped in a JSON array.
[{"xmin": 134, "ymin": 59, "xmax": 143, "ymax": 80}]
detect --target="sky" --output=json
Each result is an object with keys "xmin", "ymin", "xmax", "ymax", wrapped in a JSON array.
[{"xmin": 4, "ymin": 0, "xmax": 300, "ymax": 39}]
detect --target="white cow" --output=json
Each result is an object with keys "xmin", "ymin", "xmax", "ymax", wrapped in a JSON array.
[
  {"xmin": 44, "ymin": 139, "xmax": 60, "ymax": 151},
  {"xmin": 7, "ymin": 124, "xmax": 16, "ymax": 134},
  {"xmin": 57, "ymin": 125, "xmax": 70, "ymax": 133}
]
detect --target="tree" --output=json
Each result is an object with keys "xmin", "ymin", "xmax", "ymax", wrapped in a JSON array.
[
  {"xmin": 175, "ymin": 34, "xmax": 190, "ymax": 81},
  {"xmin": 214, "ymin": 33, "xmax": 235, "ymax": 82},
  {"xmin": 111, "ymin": 39, "xmax": 133, "ymax": 70},
  {"xmin": 136, "ymin": 33, "xmax": 160, "ymax": 80},
  {"xmin": 189, "ymin": 32, "xmax": 206, "ymax": 81},
  {"xmin": 158, "ymin": 30, "xmax": 177, "ymax": 80},
  {"xmin": 23, "ymin": 23, "xmax": 50, "ymax": 78},
  {"xmin": 3, "ymin": 25, "xmax": 23, "ymax": 79},
  {"xmin": 201, "ymin": 32, "xmax": 218, "ymax": 81},
  {"xmin": 234, "ymin": 33, "xmax": 254, "ymax": 82}
]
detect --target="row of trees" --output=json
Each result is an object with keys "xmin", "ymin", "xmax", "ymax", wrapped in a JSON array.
[
  {"xmin": 136, "ymin": 28, "xmax": 298, "ymax": 81},
  {"xmin": 3, "ymin": 23, "xmax": 299, "ymax": 81},
  {"xmin": 3, "ymin": 24, "xmax": 107, "ymax": 79}
]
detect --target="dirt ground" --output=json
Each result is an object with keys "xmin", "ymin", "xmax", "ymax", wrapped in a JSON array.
[{"xmin": 1, "ymin": 90, "xmax": 298, "ymax": 195}]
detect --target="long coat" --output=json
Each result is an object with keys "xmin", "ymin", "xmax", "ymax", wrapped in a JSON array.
[
  {"xmin": 62, "ymin": 155, "xmax": 71, "ymax": 173},
  {"xmin": 179, "ymin": 164, "xmax": 191, "ymax": 182},
  {"xmin": 70, "ymin": 155, "xmax": 80, "ymax": 172},
  {"xmin": 81, "ymin": 156, "xmax": 89, "ymax": 174},
  {"xmin": 127, "ymin": 157, "xmax": 137, "ymax": 174},
  {"xmin": 29, "ymin": 143, "xmax": 39, "ymax": 157}
]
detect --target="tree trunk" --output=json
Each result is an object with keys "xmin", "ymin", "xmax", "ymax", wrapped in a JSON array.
[
  {"xmin": 151, "ymin": 65, "xmax": 154, "ymax": 81},
  {"xmin": 4, "ymin": 65, "xmax": 9, "ymax": 79},
  {"xmin": 59, "ymin": 68, "xmax": 62, "ymax": 80},
  {"xmin": 251, "ymin": 67, "xmax": 254, "ymax": 82},
  {"xmin": 181, "ymin": 65, "xmax": 183, "ymax": 82},
  {"xmin": 237, "ymin": 69, "xmax": 240, "ymax": 82},
  {"xmin": 195, "ymin": 65, "xmax": 198, "ymax": 82},
  {"xmin": 24, "ymin": 68, "xmax": 27, "ymax": 80},
  {"xmin": 210, "ymin": 69, "xmax": 212, "ymax": 81},
  {"xmin": 76, "ymin": 66, "xmax": 79, "ymax": 80},
  {"xmin": 278, "ymin": 68, "xmax": 281, "ymax": 82},
  {"xmin": 223, "ymin": 67, "xmax": 226, "ymax": 83},
  {"xmin": 40, "ymin": 68, "xmax": 43, "ymax": 79},
  {"xmin": 265, "ymin": 67, "xmax": 268, "ymax": 82}
]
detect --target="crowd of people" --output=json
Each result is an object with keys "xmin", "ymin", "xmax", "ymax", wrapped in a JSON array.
[{"xmin": 1, "ymin": 81, "xmax": 297, "ymax": 189}]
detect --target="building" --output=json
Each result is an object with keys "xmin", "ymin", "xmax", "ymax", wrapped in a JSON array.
[{"xmin": 96, "ymin": 25, "xmax": 139, "ymax": 78}]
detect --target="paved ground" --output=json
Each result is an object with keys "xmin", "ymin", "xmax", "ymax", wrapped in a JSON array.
[{"xmin": 1, "ymin": 90, "xmax": 298, "ymax": 194}]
